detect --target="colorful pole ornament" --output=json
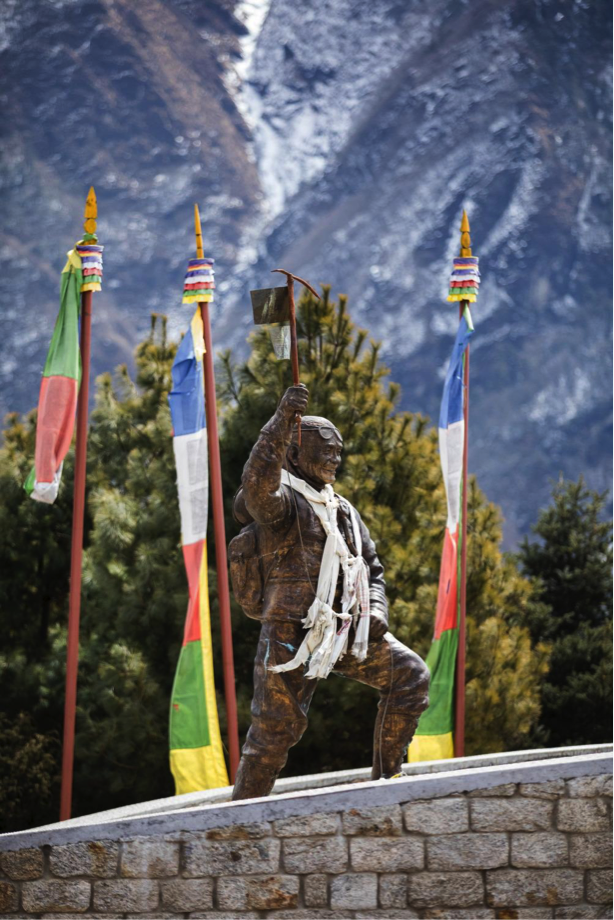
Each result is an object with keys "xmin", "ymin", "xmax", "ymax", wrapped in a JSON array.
[
  {"xmin": 447, "ymin": 257, "xmax": 480, "ymax": 302},
  {"xmin": 409, "ymin": 209, "xmax": 477, "ymax": 763},
  {"xmin": 182, "ymin": 258, "xmax": 214, "ymax": 303},
  {"xmin": 447, "ymin": 210, "xmax": 479, "ymax": 304},
  {"xmin": 77, "ymin": 243, "xmax": 103, "ymax": 292}
]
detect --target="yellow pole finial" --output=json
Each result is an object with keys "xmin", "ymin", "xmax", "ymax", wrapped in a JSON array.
[
  {"xmin": 83, "ymin": 186, "xmax": 97, "ymax": 237},
  {"xmin": 194, "ymin": 204, "xmax": 204, "ymax": 259},
  {"xmin": 460, "ymin": 209, "xmax": 472, "ymax": 257}
]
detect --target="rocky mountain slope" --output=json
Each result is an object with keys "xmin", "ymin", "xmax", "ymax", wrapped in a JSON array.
[{"xmin": 0, "ymin": 0, "xmax": 611, "ymax": 544}]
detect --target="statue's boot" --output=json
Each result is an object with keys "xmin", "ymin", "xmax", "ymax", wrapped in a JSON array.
[
  {"xmin": 232, "ymin": 757, "xmax": 278, "ymax": 801},
  {"xmin": 371, "ymin": 711, "xmax": 420, "ymax": 780}
]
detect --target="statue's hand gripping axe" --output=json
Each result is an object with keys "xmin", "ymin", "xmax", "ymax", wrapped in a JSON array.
[{"xmin": 250, "ymin": 268, "xmax": 319, "ymax": 445}]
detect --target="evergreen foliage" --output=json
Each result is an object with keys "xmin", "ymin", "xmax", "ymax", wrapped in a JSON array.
[
  {"xmin": 0, "ymin": 413, "xmax": 74, "ymax": 827},
  {"xmin": 517, "ymin": 478, "xmax": 613, "ymax": 746},
  {"xmin": 0, "ymin": 713, "xmax": 58, "ymax": 833}
]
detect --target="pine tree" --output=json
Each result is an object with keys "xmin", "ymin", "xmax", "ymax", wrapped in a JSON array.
[
  {"xmin": 0, "ymin": 413, "xmax": 75, "ymax": 828},
  {"xmin": 0, "ymin": 713, "xmax": 58, "ymax": 833},
  {"xmin": 517, "ymin": 478, "xmax": 613, "ymax": 746}
]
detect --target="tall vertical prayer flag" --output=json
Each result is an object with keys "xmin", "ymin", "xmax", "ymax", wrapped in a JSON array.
[
  {"xmin": 25, "ymin": 241, "xmax": 103, "ymax": 503},
  {"xmin": 168, "ymin": 309, "xmax": 228, "ymax": 793},
  {"xmin": 409, "ymin": 306, "xmax": 474, "ymax": 762}
]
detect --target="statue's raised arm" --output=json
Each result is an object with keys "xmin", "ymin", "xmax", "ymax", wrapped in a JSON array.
[{"xmin": 240, "ymin": 385, "xmax": 309, "ymax": 526}]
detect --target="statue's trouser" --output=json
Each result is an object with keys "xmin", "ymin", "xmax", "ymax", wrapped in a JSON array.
[{"xmin": 232, "ymin": 619, "xmax": 430, "ymax": 800}]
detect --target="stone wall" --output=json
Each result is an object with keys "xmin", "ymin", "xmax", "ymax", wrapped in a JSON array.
[{"xmin": 0, "ymin": 750, "xmax": 611, "ymax": 918}]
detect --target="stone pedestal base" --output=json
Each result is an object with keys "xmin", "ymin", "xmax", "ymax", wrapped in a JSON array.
[{"xmin": 0, "ymin": 745, "xmax": 611, "ymax": 918}]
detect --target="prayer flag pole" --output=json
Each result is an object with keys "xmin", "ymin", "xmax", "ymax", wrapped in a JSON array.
[
  {"xmin": 193, "ymin": 205, "xmax": 240, "ymax": 781},
  {"xmin": 407, "ymin": 211, "xmax": 476, "ymax": 764},
  {"xmin": 60, "ymin": 188, "xmax": 98, "ymax": 820},
  {"xmin": 454, "ymin": 209, "xmax": 472, "ymax": 758}
]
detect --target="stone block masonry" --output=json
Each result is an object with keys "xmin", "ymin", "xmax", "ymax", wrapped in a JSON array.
[{"xmin": 0, "ymin": 747, "xmax": 610, "ymax": 917}]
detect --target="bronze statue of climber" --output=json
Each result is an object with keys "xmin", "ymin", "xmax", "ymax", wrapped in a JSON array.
[{"xmin": 229, "ymin": 384, "xmax": 430, "ymax": 799}]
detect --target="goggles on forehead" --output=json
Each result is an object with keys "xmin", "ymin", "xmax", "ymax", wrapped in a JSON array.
[
  {"xmin": 293, "ymin": 423, "xmax": 342, "ymax": 442},
  {"xmin": 317, "ymin": 427, "xmax": 341, "ymax": 441}
]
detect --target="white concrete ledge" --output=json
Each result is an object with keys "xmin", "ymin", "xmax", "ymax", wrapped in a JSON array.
[
  {"xmin": 21, "ymin": 742, "xmax": 613, "ymax": 835},
  {"xmin": 0, "ymin": 744, "xmax": 611, "ymax": 851}
]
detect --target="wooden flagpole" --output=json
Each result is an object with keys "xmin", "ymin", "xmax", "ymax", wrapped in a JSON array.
[
  {"xmin": 454, "ymin": 209, "xmax": 472, "ymax": 758},
  {"xmin": 194, "ymin": 204, "xmax": 240, "ymax": 782},
  {"xmin": 60, "ymin": 188, "xmax": 97, "ymax": 821}
]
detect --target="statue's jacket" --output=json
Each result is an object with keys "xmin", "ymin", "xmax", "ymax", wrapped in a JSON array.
[{"xmin": 232, "ymin": 408, "xmax": 388, "ymax": 626}]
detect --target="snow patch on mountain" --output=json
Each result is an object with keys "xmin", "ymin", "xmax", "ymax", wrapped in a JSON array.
[
  {"xmin": 233, "ymin": 0, "xmax": 438, "ymax": 220},
  {"xmin": 576, "ymin": 149, "xmax": 612, "ymax": 253},
  {"xmin": 0, "ymin": 0, "xmax": 25, "ymax": 52},
  {"xmin": 234, "ymin": 0, "xmax": 273, "ymax": 86},
  {"xmin": 481, "ymin": 159, "xmax": 546, "ymax": 257},
  {"xmin": 226, "ymin": 0, "xmax": 273, "ymax": 144},
  {"xmin": 528, "ymin": 367, "xmax": 592, "ymax": 426}
]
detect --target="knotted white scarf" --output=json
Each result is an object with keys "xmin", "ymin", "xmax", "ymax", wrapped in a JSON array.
[{"xmin": 269, "ymin": 470, "xmax": 370, "ymax": 679}]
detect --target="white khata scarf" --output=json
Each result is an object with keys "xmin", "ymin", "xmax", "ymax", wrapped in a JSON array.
[{"xmin": 270, "ymin": 470, "xmax": 371, "ymax": 679}]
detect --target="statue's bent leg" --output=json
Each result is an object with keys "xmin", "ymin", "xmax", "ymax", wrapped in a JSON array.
[
  {"xmin": 232, "ymin": 620, "xmax": 318, "ymax": 800},
  {"xmin": 335, "ymin": 633, "xmax": 429, "ymax": 779}
]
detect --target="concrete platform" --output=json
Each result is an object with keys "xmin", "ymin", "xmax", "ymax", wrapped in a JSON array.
[{"xmin": 1, "ymin": 743, "xmax": 611, "ymax": 847}]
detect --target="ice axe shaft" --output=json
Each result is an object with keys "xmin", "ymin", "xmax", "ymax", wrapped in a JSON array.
[{"xmin": 271, "ymin": 269, "xmax": 319, "ymax": 445}]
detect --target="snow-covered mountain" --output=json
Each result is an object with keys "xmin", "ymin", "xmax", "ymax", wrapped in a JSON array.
[{"xmin": 0, "ymin": 0, "xmax": 611, "ymax": 543}]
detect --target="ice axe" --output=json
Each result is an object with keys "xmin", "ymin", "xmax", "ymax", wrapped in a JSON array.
[{"xmin": 250, "ymin": 268, "xmax": 319, "ymax": 444}]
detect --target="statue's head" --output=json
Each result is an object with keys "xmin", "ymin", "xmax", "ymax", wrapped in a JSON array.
[{"xmin": 287, "ymin": 416, "xmax": 343, "ymax": 489}]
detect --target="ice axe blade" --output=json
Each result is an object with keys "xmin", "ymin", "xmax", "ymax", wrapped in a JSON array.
[{"xmin": 250, "ymin": 286, "xmax": 290, "ymax": 325}]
